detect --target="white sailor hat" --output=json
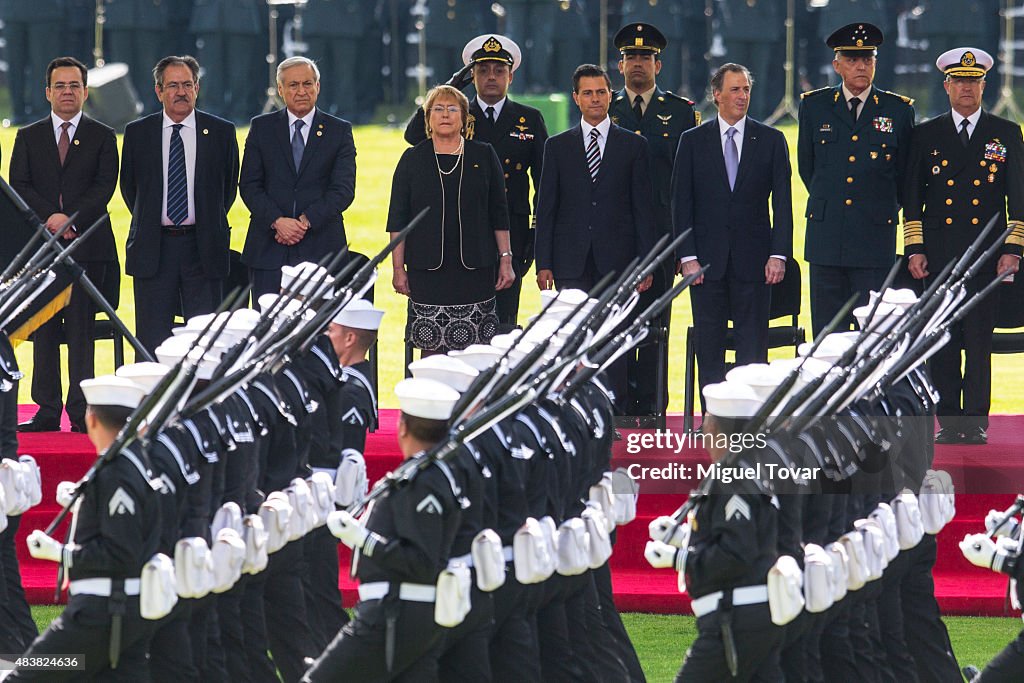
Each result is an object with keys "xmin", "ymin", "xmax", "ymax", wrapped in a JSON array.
[
  {"xmin": 490, "ymin": 330, "xmax": 522, "ymax": 350},
  {"xmin": 154, "ymin": 337, "xmax": 219, "ymax": 380},
  {"xmin": 462, "ymin": 34, "xmax": 521, "ymax": 72},
  {"xmin": 702, "ymin": 380, "xmax": 763, "ymax": 419},
  {"xmin": 281, "ymin": 261, "xmax": 334, "ymax": 299},
  {"xmin": 395, "ymin": 378, "xmax": 460, "ymax": 420},
  {"xmin": 81, "ymin": 375, "xmax": 146, "ymax": 409},
  {"xmin": 331, "ymin": 298, "xmax": 384, "ymax": 330},
  {"xmin": 936, "ymin": 47, "xmax": 993, "ymax": 78},
  {"xmin": 725, "ymin": 363, "xmax": 788, "ymax": 401},
  {"xmin": 868, "ymin": 288, "xmax": 917, "ymax": 312},
  {"xmin": 256, "ymin": 293, "xmax": 311, "ymax": 321},
  {"xmin": 115, "ymin": 362, "xmax": 171, "ymax": 394},
  {"xmin": 853, "ymin": 302, "xmax": 904, "ymax": 333},
  {"xmin": 409, "ymin": 354, "xmax": 479, "ymax": 392},
  {"xmin": 798, "ymin": 332, "xmax": 856, "ymax": 363},
  {"xmin": 449, "ymin": 344, "xmax": 504, "ymax": 371}
]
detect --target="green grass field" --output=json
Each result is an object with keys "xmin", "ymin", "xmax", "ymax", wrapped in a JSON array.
[
  {"xmin": 23, "ymin": 605, "xmax": 1023, "ymax": 680},
  {"xmin": 5, "ymin": 122, "xmax": 1024, "ymax": 412}
]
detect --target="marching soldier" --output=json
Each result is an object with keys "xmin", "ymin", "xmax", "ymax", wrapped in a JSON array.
[
  {"xmin": 405, "ymin": 34, "xmax": 548, "ymax": 329},
  {"xmin": 610, "ymin": 22, "xmax": 699, "ymax": 417},
  {"xmin": 903, "ymin": 47, "xmax": 1024, "ymax": 447},
  {"xmin": 304, "ymin": 378, "xmax": 464, "ymax": 681},
  {"xmin": 798, "ymin": 22, "xmax": 915, "ymax": 336},
  {"xmin": 13, "ymin": 376, "xmax": 161, "ymax": 681}
]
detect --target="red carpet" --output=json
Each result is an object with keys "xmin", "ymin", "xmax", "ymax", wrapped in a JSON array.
[{"xmin": 11, "ymin": 406, "xmax": 1022, "ymax": 617}]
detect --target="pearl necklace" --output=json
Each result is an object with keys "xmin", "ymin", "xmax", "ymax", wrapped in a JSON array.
[{"xmin": 434, "ymin": 138, "xmax": 465, "ymax": 176}]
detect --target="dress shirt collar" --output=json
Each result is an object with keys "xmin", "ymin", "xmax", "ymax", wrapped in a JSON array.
[
  {"xmin": 477, "ymin": 96, "xmax": 507, "ymax": 120},
  {"xmin": 51, "ymin": 110, "xmax": 83, "ymax": 135},
  {"xmin": 841, "ymin": 83, "xmax": 872, "ymax": 105},
  {"xmin": 951, "ymin": 107, "xmax": 982, "ymax": 135},
  {"xmin": 624, "ymin": 85, "xmax": 657, "ymax": 112},
  {"xmin": 287, "ymin": 108, "xmax": 316, "ymax": 131},
  {"xmin": 581, "ymin": 116, "xmax": 612, "ymax": 141},
  {"xmin": 717, "ymin": 114, "xmax": 747, "ymax": 139},
  {"xmin": 163, "ymin": 110, "xmax": 197, "ymax": 130}
]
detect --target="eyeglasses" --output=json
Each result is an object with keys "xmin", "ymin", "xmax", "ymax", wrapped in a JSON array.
[
  {"xmin": 162, "ymin": 81, "xmax": 196, "ymax": 92},
  {"xmin": 430, "ymin": 105, "xmax": 460, "ymax": 115},
  {"xmin": 50, "ymin": 82, "xmax": 84, "ymax": 92}
]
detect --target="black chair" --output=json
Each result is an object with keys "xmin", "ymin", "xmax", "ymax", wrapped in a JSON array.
[
  {"xmin": 683, "ymin": 259, "xmax": 806, "ymax": 431},
  {"xmin": 992, "ymin": 267, "xmax": 1024, "ymax": 354},
  {"xmin": 54, "ymin": 312, "xmax": 126, "ymax": 369}
]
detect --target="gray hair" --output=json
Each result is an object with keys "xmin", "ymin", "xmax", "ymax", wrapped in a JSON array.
[
  {"xmin": 277, "ymin": 56, "xmax": 320, "ymax": 85},
  {"xmin": 710, "ymin": 63, "xmax": 754, "ymax": 97}
]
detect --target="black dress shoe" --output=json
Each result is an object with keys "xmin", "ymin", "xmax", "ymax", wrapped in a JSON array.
[
  {"xmin": 70, "ymin": 421, "xmax": 86, "ymax": 433},
  {"xmin": 962, "ymin": 664, "xmax": 981, "ymax": 682},
  {"xmin": 962, "ymin": 427, "xmax": 988, "ymax": 445},
  {"xmin": 934, "ymin": 427, "xmax": 961, "ymax": 444},
  {"xmin": 17, "ymin": 416, "xmax": 61, "ymax": 432}
]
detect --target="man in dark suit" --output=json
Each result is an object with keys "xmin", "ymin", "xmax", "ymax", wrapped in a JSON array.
[
  {"xmin": 672, "ymin": 62, "xmax": 793, "ymax": 400},
  {"xmin": 120, "ymin": 55, "xmax": 240, "ymax": 354},
  {"xmin": 404, "ymin": 34, "xmax": 547, "ymax": 328},
  {"xmin": 11, "ymin": 57, "xmax": 120, "ymax": 433},
  {"xmin": 535, "ymin": 63, "xmax": 656, "ymax": 410},
  {"xmin": 904, "ymin": 47, "xmax": 1024, "ymax": 447},
  {"xmin": 798, "ymin": 22, "xmax": 914, "ymax": 336},
  {"xmin": 610, "ymin": 22, "xmax": 699, "ymax": 416},
  {"xmin": 239, "ymin": 56, "xmax": 357, "ymax": 299}
]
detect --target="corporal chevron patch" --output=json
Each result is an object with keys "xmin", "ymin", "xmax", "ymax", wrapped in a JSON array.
[
  {"xmin": 724, "ymin": 495, "xmax": 751, "ymax": 522},
  {"xmin": 108, "ymin": 487, "xmax": 136, "ymax": 516},
  {"xmin": 416, "ymin": 494, "xmax": 443, "ymax": 515}
]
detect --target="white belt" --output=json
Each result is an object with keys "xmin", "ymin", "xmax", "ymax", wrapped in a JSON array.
[
  {"xmin": 69, "ymin": 578, "xmax": 141, "ymax": 597},
  {"xmin": 311, "ymin": 467, "xmax": 337, "ymax": 478},
  {"xmin": 504, "ymin": 545, "xmax": 514, "ymax": 563},
  {"xmin": 691, "ymin": 585, "xmax": 768, "ymax": 618},
  {"xmin": 450, "ymin": 552, "xmax": 473, "ymax": 568},
  {"xmin": 358, "ymin": 581, "xmax": 436, "ymax": 603}
]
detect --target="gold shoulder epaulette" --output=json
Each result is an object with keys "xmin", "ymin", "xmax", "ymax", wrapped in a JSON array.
[
  {"xmin": 800, "ymin": 86, "xmax": 831, "ymax": 100},
  {"xmin": 880, "ymin": 89, "xmax": 915, "ymax": 106}
]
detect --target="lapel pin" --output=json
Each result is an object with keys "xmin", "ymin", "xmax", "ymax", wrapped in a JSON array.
[
  {"xmin": 203, "ymin": 128, "xmax": 209, "ymax": 135},
  {"xmin": 316, "ymin": 131, "xmax": 323, "ymax": 136},
  {"xmin": 73, "ymin": 139, "xmax": 80, "ymax": 146}
]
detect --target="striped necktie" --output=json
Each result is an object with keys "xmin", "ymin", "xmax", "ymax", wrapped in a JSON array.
[
  {"xmin": 586, "ymin": 128, "xmax": 601, "ymax": 181},
  {"xmin": 167, "ymin": 123, "xmax": 188, "ymax": 225}
]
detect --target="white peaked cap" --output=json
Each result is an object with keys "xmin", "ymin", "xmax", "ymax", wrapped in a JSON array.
[
  {"xmin": 331, "ymin": 298, "xmax": 385, "ymax": 330},
  {"xmin": 115, "ymin": 362, "xmax": 171, "ymax": 394},
  {"xmin": 449, "ymin": 344, "xmax": 503, "ymax": 371},
  {"xmin": 409, "ymin": 354, "xmax": 479, "ymax": 392},
  {"xmin": 702, "ymin": 381, "xmax": 763, "ymax": 419},
  {"xmin": 81, "ymin": 375, "xmax": 146, "ymax": 409},
  {"xmin": 395, "ymin": 378, "xmax": 460, "ymax": 420}
]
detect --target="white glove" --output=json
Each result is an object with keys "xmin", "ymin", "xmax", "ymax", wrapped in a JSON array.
[
  {"xmin": 648, "ymin": 515, "xmax": 690, "ymax": 548},
  {"xmin": 326, "ymin": 510, "xmax": 369, "ymax": 549},
  {"xmin": 959, "ymin": 533, "xmax": 998, "ymax": 570},
  {"xmin": 644, "ymin": 540, "xmax": 685, "ymax": 571},
  {"xmin": 56, "ymin": 481, "xmax": 77, "ymax": 508},
  {"xmin": 985, "ymin": 509, "xmax": 1020, "ymax": 539},
  {"xmin": 27, "ymin": 530, "xmax": 63, "ymax": 563}
]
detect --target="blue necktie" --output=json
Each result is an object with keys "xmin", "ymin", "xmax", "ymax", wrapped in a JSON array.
[
  {"xmin": 725, "ymin": 127, "xmax": 739, "ymax": 191},
  {"xmin": 167, "ymin": 123, "xmax": 188, "ymax": 225},
  {"xmin": 292, "ymin": 120, "xmax": 306, "ymax": 172}
]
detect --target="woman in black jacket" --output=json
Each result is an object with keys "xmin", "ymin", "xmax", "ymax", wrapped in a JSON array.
[{"xmin": 388, "ymin": 85, "xmax": 514, "ymax": 355}]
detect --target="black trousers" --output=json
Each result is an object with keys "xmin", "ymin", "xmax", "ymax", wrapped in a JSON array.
[
  {"xmin": 0, "ymin": 515, "xmax": 37, "ymax": 654},
  {"xmin": 689, "ymin": 261, "xmax": 771, "ymax": 408},
  {"xmin": 7, "ymin": 594, "xmax": 155, "ymax": 682},
  {"xmin": 30, "ymin": 261, "xmax": 117, "ymax": 424},
  {"xmin": 536, "ymin": 574, "xmax": 591, "ymax": 682},
  {"xmin": 264, "ymin": 540, "xmax": 318, "ymax": 683},
  {"xmin": 218, "ymin": 575, "xmax": 251, "ymax": 682},
  {"xmin": 931, "ymin": 281, "xmax": 998, "ymax": 432},
  {"xmin": 190, "ymin": 593, "xmax": 227, "ymax": 681},
  {"xmin": 133, "ymin": 231, "xmax": 222, "ymax": 355},
  {"xmin": 627, "ymin": 261, "xmax": 673, "ymax": 415},
  {"xmin": 809, "ymin": 263, "xmax": 891, "ymax": 337},
  {"xmin": 575, "ymin": 569, "xmax": 629, "ymax": 683},
  {"xmin": 977, "ymin": 628, "xmax": 1024, "ymax": 682},
  {"xmin": 149, "ymin": 599, "xmax": 199, "ymax": 683},
  {"xmin": 675, "ymin": 602, "xmax": 783, "ymax": 682},
  {"xmin": 494, "ymin": 215, "xmax": 533, "ymax": 328},
  {"xmin": 303, "ymin": 526, "xmax": 349, "ymax": 652},
  {"xmin": 438, "ymin": 583, "xmax": 495, "ymax": 681},
  {"xmin": 303, "ymin": 599, "xmax": 445, "ymax": 682},
  {"xmin": 240, "ymin": 570, "xmax": 280, "ymax": 683},
  {"xmin": 876, "ymin": 550, "xmax": 922, "ymax": 683},
  {"xmin": 593, "ymin": 561, "xmax": 645, "ymax": 682},
  {"xmin": 903, "ymin": 535, "xmax": 963, "ymax": 683},
  {"xmin": 489, "ymin": 572, "xmax": 543, "ymax": 683}
]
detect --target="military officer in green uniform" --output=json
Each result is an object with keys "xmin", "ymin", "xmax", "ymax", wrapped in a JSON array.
[
  {"xmin": 903, "ymin": 47, "xmax": 1024, "ymax": 446},
  {"xmin": 404, "ymin": 34, "xmax": 548, "ymax": 329},
  {"xmin": 798, "ymin": 21, "xmax": 915, "ymax": 336},
  {"xmin": 609, "ymin": 22, "xmax": 699, "ymax": 416}
]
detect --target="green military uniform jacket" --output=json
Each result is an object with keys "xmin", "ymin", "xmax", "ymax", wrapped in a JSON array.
[
  {"xmin": 611, "ymin": 86, "xmax": 698, "ymax": 234},
  {"xmin": 798, "ymin": 84, "xmax": 915, "ymax": 267}
]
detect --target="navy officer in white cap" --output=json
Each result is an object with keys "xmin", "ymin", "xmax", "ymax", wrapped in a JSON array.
[
  {"xmin": 304, "ymin": 378, "xmax": 464, "ymax": 681},
  {"xmin": 12, "ymin": 376, "xmax": 161, "ymax": 681},
  {"xmin": 404, "ymin": 34, "xmax": 549, "ymax": 329},
  {"xmin": 903, "ymin": 46, "xmax": 1024, "ymax": 447}
]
